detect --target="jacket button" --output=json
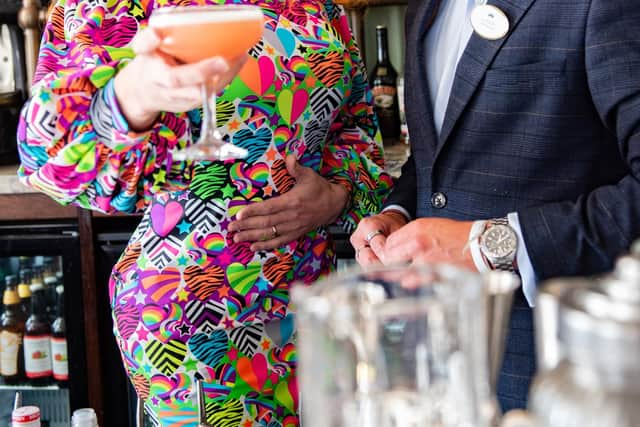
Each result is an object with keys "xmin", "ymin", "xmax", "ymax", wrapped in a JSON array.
[{"xmin": 431, "ymin": 192, "xmax": 447, "ymax": 209}]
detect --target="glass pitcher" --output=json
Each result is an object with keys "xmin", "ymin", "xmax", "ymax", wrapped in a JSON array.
[{"xmin": 292, "ymin": 264, "xmax": 519, "ymax": 427}]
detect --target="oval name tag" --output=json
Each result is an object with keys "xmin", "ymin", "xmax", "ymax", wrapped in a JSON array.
[{"xmin": 470, "ymin": 4, "xmax": 510, "ymax": 41}]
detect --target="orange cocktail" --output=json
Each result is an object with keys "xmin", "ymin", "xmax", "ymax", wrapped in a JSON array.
[
  {"xmin": 150, "ymin": 6, "xmax": 264, "ymax": 64},
  {"xmin": 149, "ymin": 5, "xmax": 264, "ymax": 161}
]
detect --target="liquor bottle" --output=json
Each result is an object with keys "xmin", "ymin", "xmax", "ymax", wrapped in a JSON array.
[
  {"xmin": 1, "ymin": 275, "xmax": 26, "ymax": 384},
  {"xmin": 43, "ymin": 259, "xmax": 58, "ymax": 321},
  {"xmin": 370, "ymin": 25, "xmax": 401, "ymax": 144},
  {"xmin": 24, "ymin": 283, "xmax": 53, "ymax": 385},
  {"xmin": 17, "ymin": 268, "xmax": 32, "ymax": 317},
  {"xmin": 51, "ymin": 285, "xmax": 68, "ymax": 386}
]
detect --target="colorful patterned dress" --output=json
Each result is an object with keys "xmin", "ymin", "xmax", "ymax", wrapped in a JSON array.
[{"xmin": 17, "ymin": 0, "xmax": 392, "ymax": 425}]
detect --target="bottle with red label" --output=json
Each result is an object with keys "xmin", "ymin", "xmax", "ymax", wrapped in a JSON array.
[
  {"xmin": 51, "ymin": 285, "xmax": 68, "ymax": 386},
  {"xmin": 24, "ymin": 283, "xmax": 52, "ymax": 386}
]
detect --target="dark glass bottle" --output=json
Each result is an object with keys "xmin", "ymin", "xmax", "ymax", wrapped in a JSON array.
[
  {"xmin": 370, "ymin": 25, "xmax": 401, "ymax": 143},
  {"xmin": 17, "ymin": 268, "xmax": 32, "ymax": 317},
  {"xmin": 24, "ymin": 283, "xmax": 53, "ymax": 385},
  {"xmin": 51, "ymin": 286, "xmax": 68, "ymax": 387},
  {"xmin": 1, "ymin": 275, "xmax": 26, "ymax": 384}
]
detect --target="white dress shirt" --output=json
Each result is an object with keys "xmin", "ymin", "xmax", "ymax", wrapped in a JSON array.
[{"xmin": 386, "ymin": 0, "xmax": 537, "ymax": 306}]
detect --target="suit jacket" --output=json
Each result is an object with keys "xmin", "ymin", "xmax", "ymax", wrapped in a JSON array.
[{"xmin": 390, "ymin": 0, "xmax": 640, "ymax": 411}]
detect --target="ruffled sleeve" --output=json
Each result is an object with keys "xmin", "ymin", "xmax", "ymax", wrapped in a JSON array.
[
  {"xmin": 17, "ymin": 0, "xmax": 193, "ymax": 214},
  {"xmin": 320, "ymin": 2, "xmax": 394, "ymax": 232}
]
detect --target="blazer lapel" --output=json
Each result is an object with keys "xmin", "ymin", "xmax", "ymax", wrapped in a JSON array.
[
  {"xmin": 404, "ymin": 0, "xmax": 440, "ymax": 151},
  {"xmin": 436, "ymin": 0, "xmax": 536, "ymax": 152}
]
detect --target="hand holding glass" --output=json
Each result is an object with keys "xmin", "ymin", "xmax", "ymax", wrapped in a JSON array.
[{"xmin": 149, "ymin": 5, "xmax": 264, "ymax": 161}]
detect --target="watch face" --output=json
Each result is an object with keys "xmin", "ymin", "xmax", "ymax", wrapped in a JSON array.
[{"xmin": 481, "ymin": 224, "xmax": 517, "ymax": 259}]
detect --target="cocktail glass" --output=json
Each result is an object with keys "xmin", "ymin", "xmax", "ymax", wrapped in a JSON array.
[{"xmin": 149, "ymin": 5, "xmax": 264, "ymax": 161}]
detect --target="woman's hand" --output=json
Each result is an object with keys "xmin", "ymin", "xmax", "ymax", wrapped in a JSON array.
[
  {"xmin": 228, "ymin": 155, "xmax": 350, "ymax": 251},
  {"xmin": 113, "ymin": 27, "xmax": 247, "ymax": 132}
]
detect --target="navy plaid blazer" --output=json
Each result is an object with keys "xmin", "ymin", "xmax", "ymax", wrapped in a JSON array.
[{"xmin": 389, "ymin": 0, "xmax": 640, "ymax": 411}]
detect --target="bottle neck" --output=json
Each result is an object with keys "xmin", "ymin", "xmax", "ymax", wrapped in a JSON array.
[
  {"xmin": 376, "ymin": 28, "xmax": 390, "ymax": 64},
  {"xmin": 57, "ymin": 293, "xmax": 65, "ymax": 318},
  {"xmin": 30, "ymin": 290, "xmax": 47, "ymax": 318}
]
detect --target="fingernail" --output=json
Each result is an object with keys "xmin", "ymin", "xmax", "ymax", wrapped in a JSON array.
[{"xmin": 210, "ymin": 58, "xmax": 229, "ymax": 72}]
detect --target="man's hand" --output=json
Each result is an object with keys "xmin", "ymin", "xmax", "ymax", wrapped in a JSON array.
[
  {"xmin": 228, "ymin": 155, "xmax": 349, "ymax": 251},
  {"xmin": 382, "ymin": 218, "xmax": 476, "ymax": 270},
  {"xmin": 350, "ymin": 210, "xmax": 408, "ymax": 267}
]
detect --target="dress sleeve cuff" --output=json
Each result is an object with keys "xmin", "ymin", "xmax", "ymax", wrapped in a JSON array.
[
  {"xmin": 508, "ymin": 212, "xmax": 538, "ymax": 307},
  {"xmin": 90, "ymin": 79, "xmax": 150, "ymax": 151}
]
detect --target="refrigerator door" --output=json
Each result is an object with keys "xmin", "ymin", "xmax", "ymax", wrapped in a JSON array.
[{"xmin": 0, "ymin": 223, "xmax": 88, "ymax": 427}]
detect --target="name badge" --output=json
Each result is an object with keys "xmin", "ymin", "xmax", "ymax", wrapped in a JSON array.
[{"xmin": 471, "ymin": 4, "xmax": 510, "ymax": 40}]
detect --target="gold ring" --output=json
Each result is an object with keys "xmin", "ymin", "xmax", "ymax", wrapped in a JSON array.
[
  {"xmin": 271, "ymin": 225, "xmax": 278, "ymax": 238},
  {"xmin": 365, "ymin": 229, "xmax": 385, "ymax": 244}
]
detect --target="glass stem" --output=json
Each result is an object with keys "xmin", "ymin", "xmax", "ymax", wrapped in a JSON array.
[{"xmin": 200, "ymin": 81, "xmax": 222, "ymax": 143}]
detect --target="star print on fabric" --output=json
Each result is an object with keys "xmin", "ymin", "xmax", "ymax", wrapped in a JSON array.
[
  {"xmin": 218, "ymin": 251, "xmax": 233, "ymax": 267},
  {"xmin": 177, "ymin": 192, "xmax": 190, "ymax": 202},
  {"xmin": 261, "ymin": 339, "xmax": 270, "ymax": 350},
  {"xmin": 217, "ymin": 286, "xmax": 231, "ymax": 298},
  {"xmin": 228, "ymin": 119, "xmax": 241, "ymax": 131},
  {"xmin": 137, "ymin": 254, "xmax": 148, "ymax": 269},
  {"xmin": 263, "ymin": 186, "xmax": 274, "ymax": 197},
  {"xmin": 223, "ymin": 318, "xmax": 235, "ymax": 329},
  {"xmin": 176, "ymin": 220, "xmax": 192, "ymax": 235},
  {"xmin": 228, "ymin": 348, "xmax": 238, "ymax": 361},
  {"xmin": 221, "ymin": 183, "xmax": 235, "ymax": 199},
  {"xmin": 134, "ymin": 290, "xmax": 147, "ymax": 305},
  {"xmin": 258, "ymin": 252, "xmax": 269, "ymax": 260},
  {"xmin": 151, "ymin": 396, "xmax": 159, "ymax": 405},
  {"xmin": 39, "ymin": 91, "xmax": 51, "ymax": 102},
  {"xmin": 183, "ymin": 357, "xmax": 198, "ymax": 371},
  {"xmin": 243, "ymin": 421, "xmax": 253, "ymax": 427},
  {"xmin": 136, "ymin": 328, "xmax": 149, "ymax": 340},
  {"xmin": 303, "ymin": 111, "xmax": 312, "ymax": 121},
  {"xmin": 311, "ymin": 259, "xmax": 322, "ymax": 271},
  {"xmin": 298, "ymin": 45, "xmax": 309, "ymax": 54},
  {"xmin": 177, "ymin": 323, "xmax": 192, "ymax": 337},
  {"xmin": 176, "ymin": 288, "xmax": 189, "ymax": 302},
  {"xmin": 265, "ymin": 148, "xmax": 278, "ymax": 161},
  {"xmin": 256, "ymin": 279, "xmax": 269, "ymax": 292},
  {"xmin": 152, "ymin": 169, "xmax": 166, "ymax": 184},
  {"xmin": 177, "ymin": 255, "xmax": 189, "ymax": 266}
]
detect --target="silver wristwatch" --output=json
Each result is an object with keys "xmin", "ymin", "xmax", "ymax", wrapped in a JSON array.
[{"xmin": 479, "ymin": 217, "xmax": 518, "ymax": 272}]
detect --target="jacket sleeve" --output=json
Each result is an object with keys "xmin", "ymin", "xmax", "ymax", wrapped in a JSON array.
[
  {"xmin": 17, "ymin": 0, "xmax": 194, "ymax": 214},
  {"xmin": 383, "ymin": 153, "xmax": 417, "ymax": 218},
  {"xmin": 517, "ymin": 0, "xmax": 640, "ymax": 280},
  {"xmin": 320, "ymin": 3, "xmax": 394, "ymax": 232}
]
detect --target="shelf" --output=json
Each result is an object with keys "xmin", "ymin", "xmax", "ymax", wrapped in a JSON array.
[{"xmin": 0, "ymin": 383, "xmax": 61, "ymax": 391}]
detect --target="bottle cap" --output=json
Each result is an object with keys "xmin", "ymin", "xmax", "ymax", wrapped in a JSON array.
[
  {"xmin": 5, "ymin": 275, "xmax": 16, "ymax": 286},
  {"xmin": 12, "ymin": 406, "xmax": 40, "ymax": 422},
  {"xmin": 3, "ymin": 288, "xmax": 20, "ymax": 305},
  {"xmin": 30, "ymin": 283, "xmax": 44, "ymax": 292},
  {"xmin": 71, "ymin": 408, "xmax": 98, "ymax": 427},
  {"xmin": 18, "ymin": 284, "xmax": 32, "ymax": 298}
]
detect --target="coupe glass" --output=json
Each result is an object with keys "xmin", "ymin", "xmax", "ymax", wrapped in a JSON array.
[{"xmin": 149, "ymin": 5, "xmax": 264, "ymax": 161}]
